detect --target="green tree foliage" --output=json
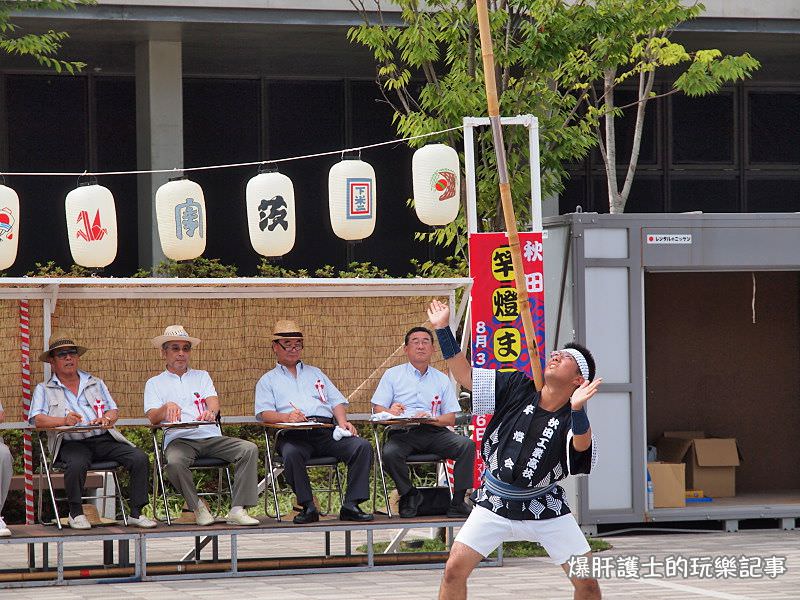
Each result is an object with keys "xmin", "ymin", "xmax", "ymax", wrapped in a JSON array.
[
  {"xmin": 348, "ymin": 0, "xmax": 759, "ymax": 220},
  {"xmin": 132, "ymin": 257, "xmax": 239, "ymax": 278},
  {"xmin": 25, "ymin": 261, "xmax": 92, "ymax": 277},
  {"xmin": 0, "ymin": 1, "xmax": 96, "ymax": 74}
]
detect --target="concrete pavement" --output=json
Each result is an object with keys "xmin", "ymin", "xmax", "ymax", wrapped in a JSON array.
[{"xmin": 1, "ymin": 528, "xmax": 797, "ymax": 598}]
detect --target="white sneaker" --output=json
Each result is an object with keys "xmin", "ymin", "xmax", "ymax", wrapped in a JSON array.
[
  {"xmin": 0, "ymin": 516, "xmax": 10, "ymax": 537},
  {"xmin": 194, "ymin": 503, "xmax": 215, "ymax": 526},
  {"xmin": 225, "ymin": 508, "xmax": 259, "ymax": 526},
  {"xmin": 68, "ymin": 514, "xmax": 92, "ymax": 530},
  {"xmin": 127, "ymin": 515, "xmax": 157, "ymax": 529}
]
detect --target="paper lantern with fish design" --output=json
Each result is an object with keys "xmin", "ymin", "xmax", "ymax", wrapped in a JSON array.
[
  {"xmin": 412, "ymin": 144, "xmax": 460, "ymax": 226},
  {"xmin": 0, "ymin": 184, "xmax": 20, "ymax": 270}
]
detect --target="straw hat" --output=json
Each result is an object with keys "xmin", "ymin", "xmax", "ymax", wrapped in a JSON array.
[
  {"xmin": 39, "ymin": 332, "xmax": 88, "ymax": 363},
  {"xmin": 151, "ymin": 324, "xmax": 201, "ymax": 348},
  {"xmin": 272, "ymin": 319, "xmax": 303, "ymax": 341},
  {"xmin": 58, "ymin": 503, "xmax": 117, "ymax": 527}
]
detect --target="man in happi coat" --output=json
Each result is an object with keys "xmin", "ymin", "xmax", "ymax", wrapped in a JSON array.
[{"xmin": 428, "ymin": 300, "xmax": 603, "ymax": 600}]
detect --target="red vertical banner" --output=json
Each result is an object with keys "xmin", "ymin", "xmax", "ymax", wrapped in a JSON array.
[{"xmin": 468, "ymin": 232, "xmax": 546, "ymax": 487}]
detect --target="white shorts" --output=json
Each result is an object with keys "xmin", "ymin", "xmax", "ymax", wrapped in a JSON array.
[{"xmin": 455, "ymin": 504, "xmax": 590, "ymax": 565}]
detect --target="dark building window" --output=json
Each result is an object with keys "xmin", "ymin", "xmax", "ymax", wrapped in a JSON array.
[
  {"xmin": 267, "ymin": 80, "xmax": 345, "ymax": 273},
  {"xmin": 561, "ymin": 86, "xmax": 800, "ymax": 216},
  {"xmin": 6, "ymin": 75, "xmax": 88, "ymax": 274},
  {"xmin": 559, "ymin": 174, "xmax": 587, "ymax": 214},
  {"xmin": 96, "ymin": 76, "xmax": 138, "ymax": 276},
  {"xmin": 348, "ymin": 81, "xmax": 427, "ymax": 274},
  {"xmin": 746, "ymin": 179, "xmax": 800, "ymax": 212},
  {"xmin": 672, "ymin": 92, "xmax": 734, "ymax": 164},
  {"xmin": 183, "ymin": 78, "xmax": 261, "ymax": 273},
  {"xmin": 749, "ymin": 92, "xmax": 800, "ymax": 165},
  {"xmin": 670, "ymin": 178, "xmax": 739, "ymax": 213}
]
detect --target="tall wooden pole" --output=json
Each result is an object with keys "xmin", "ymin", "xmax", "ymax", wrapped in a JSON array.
[{"xmin": 475, "ymin": 0, "xmax": 544, "ymax": 390}]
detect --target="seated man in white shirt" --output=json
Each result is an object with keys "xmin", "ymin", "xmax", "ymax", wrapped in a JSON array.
[
  {"xmin": 371, "ymin": 327, "xmax": 474, "ymax": 518},
  {"xmin": 0, "ymin": 401, "xmax": 12, "ymax": 536},
  {"xmin": 145, "ymin": 325, "xmax": 259, "ymax": 527},
  {"xmin": 29, "ymin": 333, "xmax": 155, "ymax": 530},
  {"xmin": 255, "ymin": 320, "xmax": 373, "ymax": 525}
]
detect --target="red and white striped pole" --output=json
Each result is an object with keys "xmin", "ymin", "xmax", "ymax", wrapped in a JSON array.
[
  {"xmin": 445, "ymin": 459, "xmax": 455, "ymax": 494},
  {"xmin": 19, "ymin": 300, "xmax": 34, "ymax": 525}
]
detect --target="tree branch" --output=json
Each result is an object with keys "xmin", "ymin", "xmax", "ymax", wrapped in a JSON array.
[{"xmin": 618, "ymin": 62, "xmax": 656, "ymax": 209}]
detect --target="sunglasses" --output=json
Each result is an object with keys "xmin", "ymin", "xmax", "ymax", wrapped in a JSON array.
[
  {"xmin": 275, "ymin": 340, "xmax": 303, "ymax": 351},
  {"xmin": 53, "ymin": 348, "xmax": 78, "ymax": 359}
]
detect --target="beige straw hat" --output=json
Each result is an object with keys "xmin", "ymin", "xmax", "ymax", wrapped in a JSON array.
[
  {"xmin": 39, "ymin": 332, "xmax": 88, "ymax": 363},
  {"xmin": 272, "ymin": 319, "xmax": 303, "ymax": 341},
  {"xmin": 151, "ymin": 324, "xmax": 201, "ymax": 348}
]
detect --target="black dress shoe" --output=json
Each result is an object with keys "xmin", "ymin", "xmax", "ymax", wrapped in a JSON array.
[
  {"xmin": 399, "ymin": 489, "xmax": 423, "ymax": 518},
  {"xmin": 339, "ymin": 504, "xmax": 374, "ymax": 522},
  {"xmin": 446, "ymin": 500, "xmax": 473, "ymax": 518},
  {"xmin": 293, "ymin": 504, "xmax": 320, "ymax": 524}
]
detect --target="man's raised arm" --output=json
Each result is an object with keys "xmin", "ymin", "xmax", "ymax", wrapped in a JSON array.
[{"xmin": 427, "ymin": 299, "xmax": 472, "ymax": 391}]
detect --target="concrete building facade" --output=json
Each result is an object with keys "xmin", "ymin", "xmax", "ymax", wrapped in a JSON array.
[{"xmin": 2, "ymin": 1, "xmax": 799, "ymax": 274}]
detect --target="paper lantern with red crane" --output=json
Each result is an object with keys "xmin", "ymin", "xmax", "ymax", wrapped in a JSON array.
[{"xmin": 65, "ymin": 182, "xmax": 118, "ymax": 268}]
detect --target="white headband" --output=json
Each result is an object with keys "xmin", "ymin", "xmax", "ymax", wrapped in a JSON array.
[{"xmin": 562, "ymin": 348, "xmax": 590, "ymax": 380}]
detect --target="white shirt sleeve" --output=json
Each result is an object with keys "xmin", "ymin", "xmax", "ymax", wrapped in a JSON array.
[
  {"xmin": 254, "ymin": 373, "xmax": 277, "ymax": 417},
  {"xmin": 143, "ymin": 377, "xmax": 163, "ymax": 414},
  {"xmin": 320, "ymin": 370, "xmax": 347, "ymax": 408},
  {"xmin": 28, "ymin": 384, "xmax": 48, "ymax": 423},
  {"xmin": 370, "ymin": 372, "xmax": 394, "ymax": 410},
  {"xmin": 439, "ymin": 374, "xmax": 461, "ymax": 415},
  {"xmin": 200, "ymin": 371, "xmax": 218, "ymax": 398}
]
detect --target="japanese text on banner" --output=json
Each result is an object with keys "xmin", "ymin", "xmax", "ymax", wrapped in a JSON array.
[{"xmin": 468, "ymin": 232, "xmax": 546, "ymax": 488}]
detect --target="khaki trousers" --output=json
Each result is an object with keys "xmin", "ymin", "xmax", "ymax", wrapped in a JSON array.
[{"xmin": 164, "ymin": 436, "xmax": 259, "ymax": 510}]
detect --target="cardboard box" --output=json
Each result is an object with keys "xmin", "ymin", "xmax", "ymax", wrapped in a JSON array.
[
  {"xmin": 647, "ymin": 462, "xmax": 685, "ymax": 508},
  {"xmin": 656, "ymin": 431, "xmax": 741, "ymax": 498}
]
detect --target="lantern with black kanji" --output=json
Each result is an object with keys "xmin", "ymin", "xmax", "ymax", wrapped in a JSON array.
[
  {"xmin": 155, "ymin": 178, "xmax": 207, "ymax": 261},
  {"xmin": 246, "ymin": 169, "xmax": 296, "ymax": 257}
]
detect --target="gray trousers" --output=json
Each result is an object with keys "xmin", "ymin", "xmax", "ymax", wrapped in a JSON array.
[
  {"xmin": 0, "ymin": 441, "xmax": 10, "ymax": 514},
  {"xmin": 165, "ymin": 436, "xmax": 259, "ymax": 511}
]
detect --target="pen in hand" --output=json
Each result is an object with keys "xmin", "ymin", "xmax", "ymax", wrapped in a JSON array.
[{"xmin": 288, "ymin": 402, "xmax": 308, "ymax": 423}]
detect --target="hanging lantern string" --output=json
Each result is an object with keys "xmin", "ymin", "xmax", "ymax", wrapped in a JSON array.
[{"xmin": 0, "ymin": 126, "xmax": 463, "ymax": 178}]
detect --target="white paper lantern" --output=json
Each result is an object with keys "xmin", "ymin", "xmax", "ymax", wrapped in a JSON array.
[
  {"xmin": 0, "ymin": 185, "xmax": 20, "ymax": 270},
  {"xmin": 328, "ymin": 159, "xmax": 376, "ymax": 241},
  {"xmin": 246, "ymin": 171, "xmax": 296, "ymax": 257},
  {"xmin": 412, "ymin": 143, "xmax": 460, "ymax": 226},
  {"xmin": 155, "ymin": 178, "xmax": 207, "ymax": 261},
  {"xmin": 65, "ymin": 184, "xmax": 118, "ymax": 268}
]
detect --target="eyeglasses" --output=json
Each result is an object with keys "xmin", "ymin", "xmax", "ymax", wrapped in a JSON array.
[
  {"xmin": 276, "ymin": 340, "xmax": 303, "ymax": 351},
  {"xmin": 53, "ymin": 348, "xmax": 78, "ymax": 359},
  {"xmin": 166, "ymin": 344, "xmax": 192, "ymax": 353}
]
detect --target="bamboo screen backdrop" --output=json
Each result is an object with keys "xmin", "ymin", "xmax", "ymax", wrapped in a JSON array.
[{"xmin": 0, "ymin": 297, "xmax": 447, "ymax": 422}]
